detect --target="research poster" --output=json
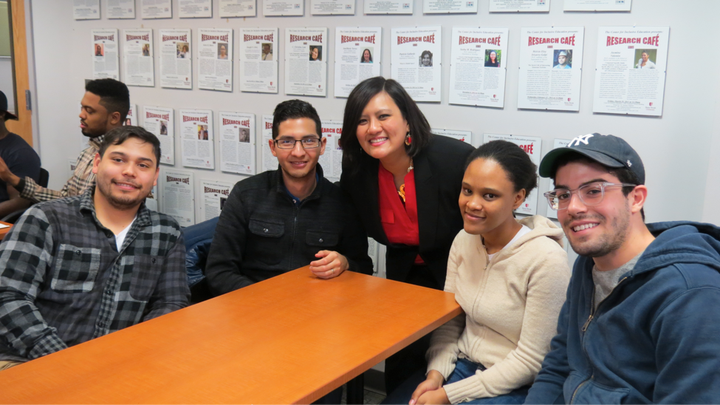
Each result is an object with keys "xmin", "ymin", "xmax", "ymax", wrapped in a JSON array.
[
  {"xmin": 261, "ymin": 115, "xmax": 276, "ymax": 172},
  {"xmin": 391, "ymin": 27, "xmax": 442, "ymax": 102},
  {"xmin": 432, "ymin": 128, "xmax": 473, "ymax": 144},
  {"xmin": 123, "ymin": 29, "xmax": 154, "ymax": 87},
  {"xmin": 239, "ymin": 28, "xmax": 278, "ymax": 93},
  {"xmin": 263, "ymin": 0, "xmax": 304, "ymax": 16},
  {"xmin": 108, "ymin": 0, "xmax": 135, "ymax": 19},
  {"xmin": 198, "ymin": 28, "xmax": 233, "ymax": 92},
  {"xmin": 489, "ymin": 0, "xmax": 549, "ymax": 12},
  {"xmin": 284, "ymin": 28, "xmax": 328, "ymax": 97},
  {"xmin": 484, "ymin": 133, "xmax": 542, "ymax": 216},
  {"xmin": 200, "ymin": 180, "xmax": 233, "ymax": 222},
  {"xmin": 592, "ymin": 26, "xmax": 669, "ymax": 117},
  {"xmin": 311, "ymin": 0, "xmax": 354, "ymax": 15},
  {"xmin": 423, "ymin": 0, "xmax": 477, "ymax": 14},
  {"xmin": 141, "ymin": 0, "xmax": 172, "ymax": 18},
  {"xmin": 160, "ymin": 169, "xmax": 194, "ymax": 226},
  {"xmin": 179, "ymin": 0, "xmax": 212, "ymax": 17},
  {"xmin": 143, "ymin": 106, "xmax": 175, "ymax": 165},
  {"xmin": 180, "ymin": 109, "xmax": 215, "ymax": 170},
  {"xmin": 91, "ymin": 29, "xmax": 120, "ymax": 80},
  {"xmin": 449, "ymin": 28, "xmax": 508, "ymax": 108},
  {"xmin": 544, "ymin": 138, "xmax": 571, "ymax": 220},
  {"xmin": 319, "ymin": 120, "xmax": 343, "ymax": 181},
  {"xmin": 365, "ymin": 0, "xmax": 413, "ymax": 14},
  {"xmin": 334, "ymin": 27, "xmax": 382, "ymax": 98},
  {"xmin": 517, "ymin": 27, "xmax": 584, "ymax": 112},
  {"xmin": 564, "ymin": 0, "xmax": 631, "ymax": 11},
  {"xmin": 159, "ymin": 29, "xmax": 192, "ymax": 89},
  {"xmin": 219, "ymin": 111, "xmax": 256, "ymax": 175},
  {"xmin": 125, "ymin": 104, "xmax": 138, "ymax": 126},
  {"xmin": 74, "ymin": 0, "xmax": 100, "ymax": 19},
  {"xmin": 220, "ymin": 0, "xmax": 256, "ymax": 17}
]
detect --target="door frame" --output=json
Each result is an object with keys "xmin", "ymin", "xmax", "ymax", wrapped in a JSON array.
[{"xmin": 5, "ymin": 0, "xmax": 32, "ymax": 146}]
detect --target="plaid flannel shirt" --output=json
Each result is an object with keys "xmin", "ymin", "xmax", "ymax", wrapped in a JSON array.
[
  {"xmin": 0, "ymin": 188, "xmax": 189, "ymax": 362},
  {"xmin": 19, "ymin": 136, "xmax": 102, "ymax": 203}
]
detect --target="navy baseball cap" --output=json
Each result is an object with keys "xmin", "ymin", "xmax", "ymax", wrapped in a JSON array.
[
  {"xmin": 539, "ymin": 133, "xmax": 645, "ymax": 184},
  {"xmin": 0, "ymin": 91, "xmax": 18, "ymax": 121}
]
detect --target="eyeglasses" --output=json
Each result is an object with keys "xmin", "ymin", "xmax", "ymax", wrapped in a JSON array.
[
  {"xmin": 274, "ymin": 137, "xmax": 321, "ymax": 150},
  {"xmin": 543, "ymin": 182, "xmax": 637, "ymax": 211}
]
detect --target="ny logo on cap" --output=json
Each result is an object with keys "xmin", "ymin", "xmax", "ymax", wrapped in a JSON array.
[{"xmin": 568, "ymin": 134, "xmax": 594, "ymax": 147}]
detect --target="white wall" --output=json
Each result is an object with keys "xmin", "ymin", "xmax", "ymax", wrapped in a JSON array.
[{"xmin": 28, "ymin": 0, "xmax": 720, "ymax": 225}]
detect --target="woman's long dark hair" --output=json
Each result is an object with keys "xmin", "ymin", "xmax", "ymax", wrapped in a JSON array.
[{"xmin": 340, "ymin": 77, "xmax": 433, "ymax": 175}]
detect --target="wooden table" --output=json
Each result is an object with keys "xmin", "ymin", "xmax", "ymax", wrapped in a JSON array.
[
  {"xmin": 0, "ymin": 266, "xmax": 462, "ymax": 404},
  {"xmin": 0, "ymin": 221, "xmax": 11, "ymax": 240}
]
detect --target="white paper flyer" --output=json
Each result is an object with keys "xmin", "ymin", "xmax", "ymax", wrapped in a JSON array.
[
  {"xmin": 143, "ymin": 106, "xmax": 175, "ymax": 165},
  {"xmin": 239, "ymin": 28, "xmax": 278, "ymax": 93},
  {"xmin": 319, "ymin": 120, "xmax": 343, "ymax": 181},
  {"xmin": 179, "ymin": 0, "xmax": 212, "ymax": 17},
  {"xmin": 517, "ymin": 27, "xmax": 584, "ymax": 111},
  {"xmin": 74, "ymin": 0, "xmax": 100, "ymax": 20},
  {"xmin": 160, "ymin": 168, "xmax": 194, "ymax": 226},
  {"xmin": 261, "ymin": 115, "xmax": 276, "ymax": 172},
  {"xmin": 91, "ymin": 29, "xmax": 120, "ymax": 80},
  {"xmin": 159, "ymin": 29, "xmax": 192, "ymax": 89},
  {"xmin": 311, "ymin": 0, "xmax": 354, "ymax": 15},
  {"xmin": 125, "ymin": 104, "xmax": 138, "ymax": 126},
  {"xmin": 198, "ymin": 28, "xmax": 234, "ymax": 92},
  {"xmin": 484, "ymin": 133, "xmax": 542, "ymax": 216},
  {"xmin": 334, "ymin": 27, "xmax": 382, "ymax": 98},
  {"xmin": 432, "ymin": 128, "xmax": 473, "ymax": 144},
  {"xmin": 123, "ymin": 29, "xmax": 154, "ymax": 87},
  {"xmin": 108, "ymin": 0, "xmax": 135, "ymax": 19},
  {"xmin": 219, "ymin": 111, "xmax": 256, "ymax": 175},
  {"xmin": 391, "ymin": 27, "xmax": 442, "ymax": 102},
  {"xmin": 489, "ymin": 0, "xmax": 549, "ymax": 12},
  {"xmin": 141, "ymin": 0, "xmax": 172, "ymax": 18},
  {"xmin": 180, "ymin": 109, "xmax": 215, "ymax": 170},
  {"xmin": 284, "ymin": 28, "xmax": 328, "ymax": 97},
  {"xmin": 365, "ymin": 0, "xmax": 413, "ymax": 14},
  {"xmin": 564, "ymin": 0, "xmax": 631, "ymax": 11},
  {"xmin": 423, "ymin": 0, "xmax": 477, "ymax": 14},
  {"xmin": 263, "ymin": 0, "xmax": 304, "ymax": 16},
  {"xmin": 592, "ymin": 26, "xmax": 669, "ymax": 117},
  {"xmin": 200, "ymin": 179, "xmax": 234, "ymax": 222},
  {"xmin": 220, "ymin": 0, "xmax": 256, "ymax": 17},
  {"xmin": 449, "ymin": 27, "xmax": 508, "ymax": 108},
  {"xmin": 544, "ymin": 138, "xmax": 570, "ymax": 220}
]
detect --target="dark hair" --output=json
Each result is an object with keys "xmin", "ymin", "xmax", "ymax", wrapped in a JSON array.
[
  {"xmin": 99, "ymin": 126, "xmax": 161, "ymax": 164},
  {"xmin": 551, "ymin": 152, "xmax": 645, "ymax": 220},
  {"xmin": 85, "ymin": 78, "xmax": 130, "ymax": 122},
  {"xmin": 272, "ymin": 99, "xmax": 322, "ymax": 140},
  {"xmin": 421, "ymin": 50, "xmax": 433, "ymax": 59},
  {"xmin": 340, "ymin": 77, "xmax": 433, "ymax": 173},
  {"xmin": 362, "ymin": 49, "xmax": 373, "ymax": 62},
  {"xmin": 466, "ymin": 140, "xmax": 537, "ymax": 195}
]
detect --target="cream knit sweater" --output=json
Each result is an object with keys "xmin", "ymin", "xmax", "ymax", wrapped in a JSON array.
[{"xmin": 426, "ymin": 215, "xmax": 571, "ymax": 404}]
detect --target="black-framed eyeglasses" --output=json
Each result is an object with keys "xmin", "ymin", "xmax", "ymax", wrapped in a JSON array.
[
  {"xmin": 274, "ymin": 137, "xmax": 322, "ymax": 150},
  {"xmin": 543, "ymin": 182, "xmax": 637, "ymax": 211}
]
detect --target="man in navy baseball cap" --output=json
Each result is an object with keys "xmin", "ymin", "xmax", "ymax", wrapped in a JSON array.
[{"xmin": 526, "ymin": 133, "xmax": 720, "ymax": 403}]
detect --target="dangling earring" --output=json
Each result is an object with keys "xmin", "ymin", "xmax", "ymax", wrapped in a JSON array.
[{"xmin": 404, "ymin": 132, "xmax": 412, "ymax": 146}]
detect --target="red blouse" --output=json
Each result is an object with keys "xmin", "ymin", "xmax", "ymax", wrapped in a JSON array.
[{"xmin": 378, "ymin": 164, "xmax": 424, "ymax": 264}]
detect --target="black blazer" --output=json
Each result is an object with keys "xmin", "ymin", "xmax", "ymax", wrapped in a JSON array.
[{"xmin": 341, "ymin": 135, "xmax": 474, "ymax": 289}]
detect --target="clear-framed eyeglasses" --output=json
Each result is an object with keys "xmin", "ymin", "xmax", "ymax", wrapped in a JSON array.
[
  {"xmin": 543, "ymin": 182, "xmax": 637, "ymax": 211},
  {"xmin": 274, "ymin": 136, "xmax": 322, "ymax": 150}
]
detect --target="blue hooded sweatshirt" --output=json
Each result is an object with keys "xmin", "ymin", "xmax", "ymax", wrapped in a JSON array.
[{"xmin": 525, "ymin": 221, "xmax": 720, "ymax": 404}]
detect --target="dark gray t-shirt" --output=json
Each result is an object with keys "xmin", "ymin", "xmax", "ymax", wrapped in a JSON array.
[{"xmin": 592, "ymin": 252, "xmax": 644, "ymax": 311}]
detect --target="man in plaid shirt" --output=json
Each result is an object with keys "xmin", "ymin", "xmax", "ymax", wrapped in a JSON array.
[
  {"xmin": 0, "ymin": 78, "xmax": 129, "ymax": 202},
  {"xmin": 0, "ymin": 126, "xmax": 189, "ymax": 371}
]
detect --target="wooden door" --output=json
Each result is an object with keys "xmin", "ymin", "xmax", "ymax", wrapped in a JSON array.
[{"xmin": 4, "ymin": 0, "xmax": 32, "ymax": 146}]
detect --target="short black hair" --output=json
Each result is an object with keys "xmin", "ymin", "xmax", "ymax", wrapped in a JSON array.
[
  {"xmin": 99, "ymin": 125, "xmax": 161, "ymax": 164},
  {"xmin": 340, "ymin": 77, "xmax": 433, "ymax": 174},
  {"xmin": 85, "ymin": 78, "xmax": 130, "ymax": 122},
  {"xmin": 552, "ymin": 152, "xmax": 645, "ymax": 220},
  {"xmin": 272, "ymin": 99, "xmax": 322, "ymax": 140},
  {"xmin": 466, "ymin": 140, "xmax": 537, "ymax": 195}
]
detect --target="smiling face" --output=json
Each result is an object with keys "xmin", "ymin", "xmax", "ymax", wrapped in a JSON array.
[
  {"xmin": 490, "ymin": 51, "xmax": 497, "ymax": 62},
  {"xmin": 355, "ymin": 91, "xmax": 410, "ymax": 164},
  {"xmin": 641, "ymin": 52, "xmax": 649, "ymax": 62},
  {"xmin": 311, "ymin": 47, "xmax": 319, "ymax": 60},
  {"xmin": 269, "ymin": 117, "xmax": 326, "ymax": 182},
  {"xmin": 421, "ymin": 53, "xmax": 431, "ymax": 66},
  {"xmin": 363, "ymin": 49, "xmax": 371, "ymax": 62},
  {"xmin": 558, "ymin": 54, "xmax": 567, "ymax": 65},
  {"xmin": 459, "ymin": 158, "xmax": 525, "ymax": 238},
  {"xmin": 93, "ymin": 137, "xmax": 159, "ymax": 210},
  {"xmin": 555, "ymin": 161, "xmax": 632, "ymax": 258}
]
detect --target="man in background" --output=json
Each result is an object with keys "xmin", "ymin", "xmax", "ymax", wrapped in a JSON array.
[
  {"xmin": 0, "ymin": 90, "xmax": 40, "ymax": 219},
  {"xmin": 0, "ymin": 126, "xmax": 188, "ymax": 371},
  {"xmin": 0, "ymin": 78, "xmax": 129, "ymax": 203}
]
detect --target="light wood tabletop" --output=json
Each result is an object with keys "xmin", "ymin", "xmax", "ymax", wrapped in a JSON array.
[
  {"xmin": 0, "ymin": 222, "xmax": 11, "ymax": 240},
  {"xmin": 0, "ymin": 266, "xmax": 462, "ymax": 404}
]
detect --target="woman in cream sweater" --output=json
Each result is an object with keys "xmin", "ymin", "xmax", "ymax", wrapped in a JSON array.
[{"xmin": 396, "ymin": 140, "xmax": 571, "ymax": 404}]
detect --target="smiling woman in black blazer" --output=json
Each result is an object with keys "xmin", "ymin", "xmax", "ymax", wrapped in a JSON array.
[{"xmin": 339, "ymin": 76, "xmax": 474, "ymax": 394}]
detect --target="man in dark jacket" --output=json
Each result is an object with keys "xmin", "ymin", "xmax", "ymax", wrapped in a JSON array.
[
  {"xmin": 205, "ymin": 99, "xmax": 373, "ymax": 293},
  {"xmin": 526, "ymin": 133, "xmax": 720, "ymax": 403}
]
